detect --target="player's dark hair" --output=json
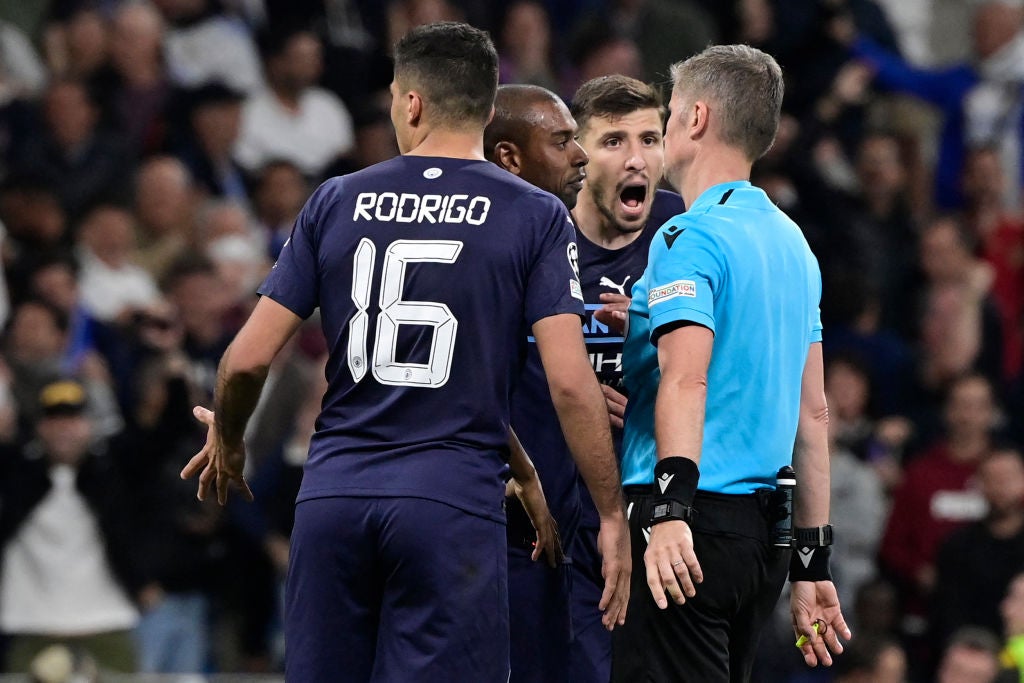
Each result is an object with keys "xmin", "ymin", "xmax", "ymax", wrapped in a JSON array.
[
  {"xmin": 570, "ymin": 75, "xmax": 664, "ymax": 134},
  {"xmin": 670, "ymin": 45, "xmax": 783, "ymax": 161},
  {"xmin": 392, "ymin": 22, "xmax": 498, "ymax": 129}
]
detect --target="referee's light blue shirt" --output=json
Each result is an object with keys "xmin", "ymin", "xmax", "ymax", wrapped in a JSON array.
[{"xmin": 620, "ymin": 181, "xmax": 823, "ymax": 494}]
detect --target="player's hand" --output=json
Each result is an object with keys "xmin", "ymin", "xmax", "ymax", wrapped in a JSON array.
[
  {"xmin": 595, "ymin": 293, "xmax": 630, "ymax": 335},
  {"xmin": 644, "ymin": 520, "xmax": 702, "ymax": 608},
  {"xmin": 509, "ymin": 474, "xmax": 564, "ymax": 568},
  {"xmin": 180, "ymin": 406, "xmax": 254, "ymax": 505},
  {"xmin": 600, "ymin": 384, "xmax": 628, "ymax": 429},
  {"xmin": 791, "ymin": 580, "xmax": 852, "ymax": 667},
  {"xmin": 597, "ymin": 512, "xmax": 631, "ymax": 629}
]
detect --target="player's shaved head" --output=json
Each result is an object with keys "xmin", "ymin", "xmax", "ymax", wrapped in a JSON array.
[{"xmin": 484, "ymin": 85, "xmax": 564, "ymax": 161}]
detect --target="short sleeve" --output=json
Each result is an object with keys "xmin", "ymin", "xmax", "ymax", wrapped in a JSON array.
[
  {"xmin": 645, "ymin": 220, "xmax": 723, "ymax": 342},
  {"xmin": 523, "ymin": 193, "xmax": 585, "ymax": 325},
  {"xmin": 808, "ymin": 250, "xmax": 823, "ymax": 343},
  {"xmin": 257, "ymin": 180, "xmax": 338, "ymax": 319}
]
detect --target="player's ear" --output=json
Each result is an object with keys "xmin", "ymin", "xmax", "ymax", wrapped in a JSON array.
[
  {"xmin": 407, "ymin": 90, "xmax": 424, "ymax": 126},
  {"xmin": 494, "ymin": 141, "xmax": 522, "ymax": 176},
  {"xmin": 691, "ymin": 100, "xmax": 709, "ymax": 140}
]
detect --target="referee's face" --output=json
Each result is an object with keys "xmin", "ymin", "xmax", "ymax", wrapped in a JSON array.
[{"xmin": 577, "ymin": 107, "xmax": 665, "ymax": 234}]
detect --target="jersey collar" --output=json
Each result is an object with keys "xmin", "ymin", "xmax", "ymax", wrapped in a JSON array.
[{"xmin": 687, "ymin": 180, "xmax": 752, "ymax": 214}]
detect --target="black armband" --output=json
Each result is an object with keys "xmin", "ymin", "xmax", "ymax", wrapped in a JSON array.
[
  {"xmin": 789, "ymin": 545, "xmax": 833, "ymax": 582},
  {"xmin": 650, "ymin": 457, "xmax": 700, "ymax": 527}
]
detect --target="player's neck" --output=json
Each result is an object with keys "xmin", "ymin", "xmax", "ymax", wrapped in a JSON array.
[
  {"xmin": 403, "ymin": 126, "xmax": 487, "ymax": 161},
  {"xmin": 679, "ymin": 147, "xmax": 752, "ymax": 209},
  {"xmin": 572, "ymin": 193, "xmax": 643, "ymax": 251}
]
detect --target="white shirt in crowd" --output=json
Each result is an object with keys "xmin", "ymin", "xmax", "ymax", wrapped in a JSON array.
[
  {"xmin": 77, "ymin": 250, "xmax": 161, "ymax": 323},
  {"xmin": 235, "ymin": 87, "xmax": 355, "ymax": 178},
  {"xmin": 0, "ymin": 465, "xmax": 138, "ymax": 635}
]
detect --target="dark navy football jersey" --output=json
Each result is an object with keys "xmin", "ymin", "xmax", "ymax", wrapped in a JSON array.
[
  {"xmin": 259, "ymin": 156, "xmax": 584, "ymax": 522},
  {"xmin": 509, "ymin": 189, "xmax": 684, "ymax": 542}
]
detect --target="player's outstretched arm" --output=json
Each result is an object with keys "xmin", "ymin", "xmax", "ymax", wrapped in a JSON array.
[
  {"xmin": 507, "ymin": 427, "xmax": 563, "ymax": 568},
  {"xmin": 533, "ymin": 313, "xmax": 630, "ymax": 629},
  {"xmin": 181, "ymin": 296, "xmax": 303, "ymax": 505},
  {"xmin": 790, "ymin": 342, "xmax": 851, "ymax": 667}
]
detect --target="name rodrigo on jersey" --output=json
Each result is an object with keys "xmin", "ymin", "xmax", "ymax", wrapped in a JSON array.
[{"xmin": 354, "ymin": 192, "xmax": 492, "ymax": 225}]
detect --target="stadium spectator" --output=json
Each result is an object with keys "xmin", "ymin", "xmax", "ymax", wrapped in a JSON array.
[
  {"xmin": 937, "ymin": 627, "xmax": 1003, "ymax": 683},
  {"xmin": 251, "ymin": 159, "xmax": 308, "ymax": 259},
  {"xmin": 933, "ymin": 446, "xmax": 1024, "ymax": 648},
  {"xmin": 75, "ymin": 204, "xmax": 161, "ymax": 325},
  {"xmin": 157, "ymin": 0, "xmax": 264, "ymax": 94},
  {"xmin": 235, "ymin": 26, "xmax": 355, "ymax": 178},
  {"xmin": 40, "ymin": 4, "xmax": 109, "ymax": 82},
  {"xmin": 0, "ymin": 19, "xmax": 46, "ymax": 101},
  {"xmin": 175, "ymin": 81, "xmax": 249, "ymax": 203},
  {"xmin": 497, "ymin": 2, "xmax": 560, "ymax": 91},
  {"xmin": 14, "ymin": 79, "xmax": 132, "ymax": 220},
  {"xmin": 0, "ymin": 379, "xmax": 140, "ymax": 673},
  {"xmin": 132, "ymin": 156, "xmax": 197, "ymax": 281}
]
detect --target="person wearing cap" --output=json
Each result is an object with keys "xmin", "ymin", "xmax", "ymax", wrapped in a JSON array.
[{"xmin": 0, "ymin": 379, "xmax": 141, "ymax": 673}]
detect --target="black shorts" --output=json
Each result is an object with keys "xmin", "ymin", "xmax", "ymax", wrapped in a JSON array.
[{"xmin": 612, "ymin": 489, "xmax": 790, "ymax": 683}]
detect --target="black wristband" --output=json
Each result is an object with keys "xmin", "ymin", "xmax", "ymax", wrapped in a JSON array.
[
  {"xmin": 653, "ymin": 456, "xmax": 700, "ymax": 507},
  {"xmin": 789, "ymin": 544, "xmax": 833, "ymax": 582},
  {"xmin": 650, "ymin": 499, "xmax": 695, "ymax": 526},
  {"xmin": 794, "ymin": 525, "xmax": 833, "ymax": 547}
]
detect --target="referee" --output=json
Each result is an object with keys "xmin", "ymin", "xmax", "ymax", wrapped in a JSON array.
[{"xmin": 607, "ymin": 45, "xmax": 852, "ymax": 682}]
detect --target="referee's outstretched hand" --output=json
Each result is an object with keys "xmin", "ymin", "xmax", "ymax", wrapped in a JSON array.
[
  {"xmin": 644, "ymin": 520, "xmax": 703, "ymax": 609},
  {"xmin": 790, "ymin": 580, "xmax": 852, "ymax": 668},
  {"xmin": 180, "ymin": 406, "xmax": 254, "ymax": 506}
]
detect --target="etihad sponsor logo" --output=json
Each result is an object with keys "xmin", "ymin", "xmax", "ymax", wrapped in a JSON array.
[
  {"xmin": 354, "ymin": 192, "xmax": 491, "ymax": 225},
  {"xmin": 648, "ymin": 279, "xmax": 696, "ymax": 307}
]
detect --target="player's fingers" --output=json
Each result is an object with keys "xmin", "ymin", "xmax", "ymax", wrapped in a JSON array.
[
  {"xmin": 236, "ymin": 475, "xmax": 255, "ymax": 503},
  {"xmin": 193, "ymin": 405, "xmax": 214, "ymax": 426},
  {"xmin": 616, "ymin": 565, "xmax": 630, "ymax": 625},
  {"xmin": 196, "ymin": 463, "xmax": 215, "ymax": 501},
  {"xmin": 216, "ymin": 471, "xmax": 230, "ymax": 506},
  {"xmin": 597, "ymin": 560, "xmax": 619, "ymax": 614},
  {"xmin": 607, "ymin": 411, "xmax": 624, "ymax": 429},
  {"xmin": 180, "ymin": 450, "xmax": 209, "ymax": 479}
]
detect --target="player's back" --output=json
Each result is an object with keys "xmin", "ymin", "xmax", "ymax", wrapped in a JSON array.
[{"xmin": 259, "ymin": 155, "xmax": 581, "ymax": 521}]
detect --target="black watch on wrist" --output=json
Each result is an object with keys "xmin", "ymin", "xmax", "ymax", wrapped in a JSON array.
[
  {"xmin": 650, "ymin": 500, "xmax": 695, "ymax": 526},
  {"xmin": 794, "ymin": 524, "xmax": 833, "ymax": 547}
]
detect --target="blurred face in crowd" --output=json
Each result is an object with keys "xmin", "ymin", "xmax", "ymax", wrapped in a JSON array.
[
  {"xmin": 270, "ymin": 32, "xmax": 324, "ymax": 95},
  {"xmin": 937, "ymin": 643, "xmax": 998, "ymax": 683},
  {"xmin": 0, "ymin": 187, "xmax": 66, "ymax": 247},
  {"xmin": 65, "ymin": 9, "xmax": 108, "ymax": 75},
  {"xmin": 944, "ymin": 376, "xmax": 996, "ymax": 440},
  {"xmin": 135, "ymin": 158, "xmax": 194, "ymax": 237},
  {"xmin": 579, "ymin": 38, "xmax": 644, "ymax": 85},
  {"xmin": 255, "ymin": 162, "xmax": 308, "ymax": 225},
  {"xmin": 168, "ymin": 269, "xmax": 232, "ymax": 346},
  {"xmin": 972, "ymin": 1, "xmax": 1023, "ymax": 61},
  {"xmin": 979, "ymin": 450, "xmax": 1024, "ymax": 515},
  {"xmin": 1001, "ymin": 574, "xmax": 1024, "ymax": 637},
  {"xmin": 78, "ymin": 206, "xmax": 137, "ymax": 269},
  {"xmin": 856, "ymin": 134, "xmax": 906, "ymax": 202},
  {"xmin": 501, "ymin": 2, "xmax": 551, "ymax": 61},
  {"xmin": 31, "ymin": 262, "xmax": 79, "ymax": 314},
  {"xmin": 512, "ymin": 98, "xmax": 588, "ymax": 209},
  {"xmin": 920, "ymin": 218, "xmax": 971, "ymax": 282},
  {"xmin": 6, "ymin": 302, "xmax": 65, "ymax": 364},
  {"xmin": 192, "ymin": 100, "xmax": 242, "ymax": 160},
  {"xmin": 152, "ymin": 0, "xmax": 206, "ymax": 21},
  {"xmin": 45, "ymin": 81, "xmax": 99, "ymax": 150},
  {"xmin": 962, "ymin": 148, "xmax": 1005, "ymax": 208},
  {"xmin": 110, "ymin": 3, "xmax": 163, "ymax": 75},
  {"xmin": 37, "ymin": 412, "xmax": 92, "ymax": 466},
  {"xmin": 872, "ymin": 643, "xmax": 908, "ymax": 683},
  {"xmin": 577, "ymin": 107, "xmax": 664, "ymax": 233}
]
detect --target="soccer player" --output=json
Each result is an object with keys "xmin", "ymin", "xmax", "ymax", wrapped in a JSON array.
[
  {"xmin": 609, "ymin": 45, "xmax": 850, "ymax": 682},
  {"xmin": 484, "ymin": 83, "xmax": 589, "ymax": 683},
  {"xmin": 180, "ymin": 22, "xmax": 630, "ymax": 682},
  {"xmin": 567, "ymin": 75, "xmax": 685, "ymax": 683}
]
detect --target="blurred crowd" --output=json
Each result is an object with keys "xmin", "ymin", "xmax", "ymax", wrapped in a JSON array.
[{"xmin": 0, "ymin": 0, "xmax": 1021, "ymax": 680}]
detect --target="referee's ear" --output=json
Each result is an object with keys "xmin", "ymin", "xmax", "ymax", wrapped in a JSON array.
[{"xmin": 493, "ymin": 141, "xmax": 523, "ymax": 176}]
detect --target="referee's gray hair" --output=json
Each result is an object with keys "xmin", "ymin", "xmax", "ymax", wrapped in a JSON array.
[{"xmin": 669, "ymin": 45, "xmax": 783, "ymax": 161}]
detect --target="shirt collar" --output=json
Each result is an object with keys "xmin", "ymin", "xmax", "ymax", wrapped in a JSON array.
[{"xmin": 687, "ymin": 180, "xmax": 752, "ymax": 213}]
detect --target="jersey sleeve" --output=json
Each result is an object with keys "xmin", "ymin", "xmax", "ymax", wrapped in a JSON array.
[
  {"xmin": 808, "ymin": 249, "xmax": 823, "ymax": 344},
  {"xmin": 257, "ymin": 179, "xmax": 339, "ymax": 319},
  {"xmin": 645, "ymin": 219, "xmax": 723, "ymax": 342},
  {"xmin": 523, "ymin": 193, "xmax": 586, "ymax": 325}
]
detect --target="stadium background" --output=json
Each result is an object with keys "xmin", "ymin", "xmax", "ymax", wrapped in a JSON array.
[{"xmin": 0, "ymin": 0, "xmax": 1021, "ymax": 681}]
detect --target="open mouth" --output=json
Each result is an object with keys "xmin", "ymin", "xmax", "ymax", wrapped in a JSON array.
[{"xmin": 619, "ymin": 182, "xmax": 648, "ymax": 217}]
